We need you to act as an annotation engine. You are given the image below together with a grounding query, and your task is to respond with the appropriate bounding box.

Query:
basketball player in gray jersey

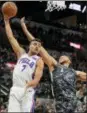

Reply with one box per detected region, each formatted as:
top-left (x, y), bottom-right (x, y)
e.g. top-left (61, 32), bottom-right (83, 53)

top-left (3, 15), bottom-right (44, 112)
top-left (21, 17), bottom-right (87, 113)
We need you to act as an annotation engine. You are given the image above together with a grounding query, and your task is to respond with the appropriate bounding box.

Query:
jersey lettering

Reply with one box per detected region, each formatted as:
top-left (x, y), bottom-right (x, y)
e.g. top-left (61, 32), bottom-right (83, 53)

top-left (19, 58), bottom-right (34, 68)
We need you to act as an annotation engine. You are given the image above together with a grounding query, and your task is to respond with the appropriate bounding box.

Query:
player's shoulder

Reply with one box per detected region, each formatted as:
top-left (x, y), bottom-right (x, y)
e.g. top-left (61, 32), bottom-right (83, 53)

top-left (20, 53), bottom-right (28, 57)
top-left (17, 52), bottom-right (27, 60)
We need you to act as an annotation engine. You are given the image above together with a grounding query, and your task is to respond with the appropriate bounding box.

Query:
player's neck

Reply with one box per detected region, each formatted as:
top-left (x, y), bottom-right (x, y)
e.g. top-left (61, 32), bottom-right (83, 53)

top-left (28, 51), bottom-right (36, 56)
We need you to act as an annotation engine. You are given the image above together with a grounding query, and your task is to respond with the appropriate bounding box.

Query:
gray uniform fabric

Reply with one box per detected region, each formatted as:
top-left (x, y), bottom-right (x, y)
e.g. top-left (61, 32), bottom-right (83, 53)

top-left (52, 65), bottom-right (77, 113)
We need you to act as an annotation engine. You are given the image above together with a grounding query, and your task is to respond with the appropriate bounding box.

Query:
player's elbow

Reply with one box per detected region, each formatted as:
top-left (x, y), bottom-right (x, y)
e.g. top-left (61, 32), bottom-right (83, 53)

top-left (80, 74), bottom-right (87, 81)
top-left (81, 76), bottom-right (87, 81)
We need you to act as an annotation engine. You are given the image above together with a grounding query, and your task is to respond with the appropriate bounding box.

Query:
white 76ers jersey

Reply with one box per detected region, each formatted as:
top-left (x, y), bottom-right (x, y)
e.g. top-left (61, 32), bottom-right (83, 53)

top-left (13, 54), bottom-right (40, 87)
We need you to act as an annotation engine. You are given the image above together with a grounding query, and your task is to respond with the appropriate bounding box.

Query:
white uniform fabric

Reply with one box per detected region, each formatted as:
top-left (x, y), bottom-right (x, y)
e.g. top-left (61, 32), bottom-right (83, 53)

top-left (8, 53), bottom-right (40, 112)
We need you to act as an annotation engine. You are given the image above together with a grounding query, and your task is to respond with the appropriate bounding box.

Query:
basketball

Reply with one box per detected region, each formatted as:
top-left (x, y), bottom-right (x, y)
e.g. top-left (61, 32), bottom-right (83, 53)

top-left (2, 2), bottom-right (17, 18)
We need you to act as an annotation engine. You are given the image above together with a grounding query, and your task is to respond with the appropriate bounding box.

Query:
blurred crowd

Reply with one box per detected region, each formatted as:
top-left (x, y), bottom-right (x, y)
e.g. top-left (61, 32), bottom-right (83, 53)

top-left (11, 18), bottom-right (85, 51)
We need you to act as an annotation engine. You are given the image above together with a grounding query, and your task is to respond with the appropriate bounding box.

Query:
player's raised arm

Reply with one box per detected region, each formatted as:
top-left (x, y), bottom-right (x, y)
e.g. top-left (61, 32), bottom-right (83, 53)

top-left (21, 17), bottom-right (34, 41)
top-left (4, 16), bottom-right (25, 59)
top-left (21, 17), bottom-right (57, 68)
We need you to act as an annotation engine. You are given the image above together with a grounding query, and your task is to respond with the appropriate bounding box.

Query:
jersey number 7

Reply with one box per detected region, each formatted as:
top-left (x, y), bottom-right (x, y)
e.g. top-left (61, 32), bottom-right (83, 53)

top-left (21, 65), bottom-right (27, 71)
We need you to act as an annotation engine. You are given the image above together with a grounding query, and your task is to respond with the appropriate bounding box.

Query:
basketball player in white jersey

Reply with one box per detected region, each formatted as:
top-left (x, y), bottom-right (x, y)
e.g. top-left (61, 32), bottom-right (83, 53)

top-left (3, 15), bottom-right (44, 112)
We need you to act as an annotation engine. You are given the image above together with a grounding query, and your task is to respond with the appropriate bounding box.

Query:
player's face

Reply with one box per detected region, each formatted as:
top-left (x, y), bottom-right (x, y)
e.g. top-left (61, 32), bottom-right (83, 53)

top-left (29, 41), bottom-right (41, 55)
top-left (59, 55), bottom-right (71, 65)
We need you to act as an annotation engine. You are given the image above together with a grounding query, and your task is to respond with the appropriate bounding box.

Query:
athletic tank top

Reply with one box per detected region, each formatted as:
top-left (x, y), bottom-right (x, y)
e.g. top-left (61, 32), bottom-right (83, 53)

top-left (12, 53), bottom-right (40, 87)
top-left (52, 65), bottom-right (77, 101)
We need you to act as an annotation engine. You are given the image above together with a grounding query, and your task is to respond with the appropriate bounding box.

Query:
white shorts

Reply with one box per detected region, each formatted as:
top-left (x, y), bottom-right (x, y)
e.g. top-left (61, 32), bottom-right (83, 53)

top-left (8, 86), bottom-right (35, 112)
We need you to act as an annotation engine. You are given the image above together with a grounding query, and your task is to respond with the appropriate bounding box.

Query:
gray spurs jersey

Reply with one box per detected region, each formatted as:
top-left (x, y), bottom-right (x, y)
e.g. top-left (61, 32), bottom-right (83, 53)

top-left (52, 65), bottom-right (77, 101)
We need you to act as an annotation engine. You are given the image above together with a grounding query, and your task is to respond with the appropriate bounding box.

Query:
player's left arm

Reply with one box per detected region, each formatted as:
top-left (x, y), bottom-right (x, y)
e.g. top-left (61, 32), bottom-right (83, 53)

top-left (26, 58), bottom-right (44, 88)
top-left (76, 71), bottom-right (87, 81)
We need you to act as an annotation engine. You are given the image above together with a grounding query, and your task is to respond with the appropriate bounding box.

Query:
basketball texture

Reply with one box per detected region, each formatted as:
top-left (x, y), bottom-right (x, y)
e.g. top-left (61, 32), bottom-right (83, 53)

top-left (2, 2), bottom-right (17, 18)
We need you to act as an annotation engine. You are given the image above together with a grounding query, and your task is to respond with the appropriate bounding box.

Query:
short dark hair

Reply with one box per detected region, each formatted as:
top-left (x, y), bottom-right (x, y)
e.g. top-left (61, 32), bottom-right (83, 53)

top-left (30, 38), bottom-right (42, 45)
top-left (60, 52), bottom-right (72, 62)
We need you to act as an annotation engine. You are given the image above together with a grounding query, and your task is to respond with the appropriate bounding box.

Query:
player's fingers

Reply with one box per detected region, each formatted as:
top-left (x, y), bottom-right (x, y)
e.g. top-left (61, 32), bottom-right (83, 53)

top-left (3, 14), bottom-right (10, 20)
top-left (21, 17), bottom-right (25, 22)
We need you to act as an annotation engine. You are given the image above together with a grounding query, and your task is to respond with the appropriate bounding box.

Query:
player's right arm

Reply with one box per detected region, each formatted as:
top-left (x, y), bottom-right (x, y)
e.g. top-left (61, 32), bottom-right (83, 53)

top-left (21, 17), bottom-right (57, 69)
top-left (4, 16), bottom-right (25, 59)
top-left (26, 58), bottom-right (44, 88)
